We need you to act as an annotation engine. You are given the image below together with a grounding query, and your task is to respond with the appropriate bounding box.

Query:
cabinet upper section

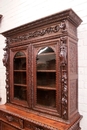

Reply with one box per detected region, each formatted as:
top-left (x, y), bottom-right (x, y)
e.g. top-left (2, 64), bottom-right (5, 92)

top-left (1, 9), bottom-right (82, 44)
top-left (1, 9), bottom-right (82, 124)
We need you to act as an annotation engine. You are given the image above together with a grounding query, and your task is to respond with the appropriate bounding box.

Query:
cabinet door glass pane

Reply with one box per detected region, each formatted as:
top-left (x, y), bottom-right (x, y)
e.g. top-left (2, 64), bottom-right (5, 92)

top-left (37, 72), bottom-right (55, 87)
top-left (37, 89), bottom-right (56, 108)
top-left (36, 47), bottom-right (56, 108)
top-left (14, 72), bottom-right (26, 84)
top-left (14, 85), bottom-right (27, 100)
top-left (37, 47), bottom-right (56, 70)
top-left (14, 52), bottom-right (27, 101)
top-left (14, 52), bottom-right (26, 70)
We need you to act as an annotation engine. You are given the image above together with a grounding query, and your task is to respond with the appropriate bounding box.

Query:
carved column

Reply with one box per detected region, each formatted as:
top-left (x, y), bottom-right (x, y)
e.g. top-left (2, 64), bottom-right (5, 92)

top-left (2, 38), bottom-right (10, 103)
top-left (59, 37), bottom-right (68, 120)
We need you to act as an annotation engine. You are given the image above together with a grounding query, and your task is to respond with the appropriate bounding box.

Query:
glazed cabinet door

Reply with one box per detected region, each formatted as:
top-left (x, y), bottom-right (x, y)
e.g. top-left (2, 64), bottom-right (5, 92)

top-left (10, 46), bottom-right (30, 108)
top-left (33, 41), bottom-right (61, 117)
top-left (36, 47), bottom-right (56, 107)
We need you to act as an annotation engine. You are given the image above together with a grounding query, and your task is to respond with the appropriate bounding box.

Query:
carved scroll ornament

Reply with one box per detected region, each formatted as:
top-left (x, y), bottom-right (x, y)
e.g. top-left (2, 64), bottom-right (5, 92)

top-left (8, 21), bottom-right (66, 43)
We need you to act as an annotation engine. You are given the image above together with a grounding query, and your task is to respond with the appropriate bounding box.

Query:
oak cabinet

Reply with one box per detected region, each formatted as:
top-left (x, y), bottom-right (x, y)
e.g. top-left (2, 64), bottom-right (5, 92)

top-left (0, 9), bottom-right (82, 130)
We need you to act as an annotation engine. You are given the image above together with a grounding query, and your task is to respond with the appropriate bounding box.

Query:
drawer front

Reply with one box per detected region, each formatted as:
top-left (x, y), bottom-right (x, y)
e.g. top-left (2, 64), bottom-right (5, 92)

top-left (0, 111), bottom-right (23, 129)
top-left (24, 120), bottom-right (47, 130)
top-left (1, 122), bottom-right (17, 130)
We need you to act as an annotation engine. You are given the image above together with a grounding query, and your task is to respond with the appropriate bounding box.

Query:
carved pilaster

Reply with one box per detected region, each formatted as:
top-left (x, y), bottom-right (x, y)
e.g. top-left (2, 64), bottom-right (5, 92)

top-left (59, 37), bottom-right (68, 120)
top-left (2, 38), bottom-right (10, 103)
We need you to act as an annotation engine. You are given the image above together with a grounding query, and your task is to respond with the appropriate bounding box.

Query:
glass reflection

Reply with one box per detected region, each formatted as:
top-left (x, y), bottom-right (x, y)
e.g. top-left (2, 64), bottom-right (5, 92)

top-left (37, 47), bottom-right (56, 70)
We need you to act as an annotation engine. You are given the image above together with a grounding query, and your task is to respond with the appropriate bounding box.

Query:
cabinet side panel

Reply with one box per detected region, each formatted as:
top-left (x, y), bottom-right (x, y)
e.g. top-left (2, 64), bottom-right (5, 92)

top-left (68, 39), bottom-right (78, 119)
top-left (70, 79), bottom-right (77, 114)
top-left (69, 40), bottom-right (78, 74)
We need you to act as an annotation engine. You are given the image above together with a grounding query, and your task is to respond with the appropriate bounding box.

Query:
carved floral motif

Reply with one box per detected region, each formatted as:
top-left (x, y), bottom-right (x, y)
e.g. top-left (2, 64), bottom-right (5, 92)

top-left (8, 21), bottom-right (66, 43)
top-left (60, 37), bottom-right (68, 120)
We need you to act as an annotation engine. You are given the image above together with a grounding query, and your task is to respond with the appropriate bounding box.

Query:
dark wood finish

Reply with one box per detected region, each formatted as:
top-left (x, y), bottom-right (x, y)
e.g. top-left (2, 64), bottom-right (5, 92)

top-left (0, 104), bottom-right (82, 130)
top-left (0, 14), bottom-right (2, 22)
top-left (1, 122), bottom-right (17, 130)
top-left (0, 9), bottom-right (82, 130)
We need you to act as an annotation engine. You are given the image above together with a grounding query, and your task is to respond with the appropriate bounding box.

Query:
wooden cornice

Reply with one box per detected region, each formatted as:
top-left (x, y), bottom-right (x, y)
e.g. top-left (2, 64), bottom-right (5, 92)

top-left (1, 8), bottom-right (82, 37)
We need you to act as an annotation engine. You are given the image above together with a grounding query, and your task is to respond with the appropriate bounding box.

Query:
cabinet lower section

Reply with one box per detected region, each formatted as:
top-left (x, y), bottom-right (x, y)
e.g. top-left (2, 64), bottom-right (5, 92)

top-left (0, 104), bottom-right (82, 130)
top-left (0, 122), bottom-right (17, 130)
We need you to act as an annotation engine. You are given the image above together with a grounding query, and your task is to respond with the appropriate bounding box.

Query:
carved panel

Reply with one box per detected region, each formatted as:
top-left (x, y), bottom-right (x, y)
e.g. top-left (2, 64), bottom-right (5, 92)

top-left (69, 41), bottom-right (77, 74)
top-left (25, 123), bottom-right (44, 130)
top-left (59, 37), bottom-right (68, 120)
top-left (0, 111), bottom-right (24, 129)
top-left (7, 21), bottom-right (67, 44)
top-left (24, 120), bottom-right (57, 130)
top-left (70, 80), bottom-right (77, 114)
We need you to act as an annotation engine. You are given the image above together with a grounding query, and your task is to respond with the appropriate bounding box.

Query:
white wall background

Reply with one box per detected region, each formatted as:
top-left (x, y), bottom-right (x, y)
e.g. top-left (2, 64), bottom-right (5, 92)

top-left (0, 0), bottom-right (87, 129)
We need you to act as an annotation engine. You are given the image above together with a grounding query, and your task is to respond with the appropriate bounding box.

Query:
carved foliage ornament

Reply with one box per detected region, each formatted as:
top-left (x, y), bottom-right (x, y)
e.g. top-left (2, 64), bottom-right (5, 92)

top-left (8, 20), bottom-right (66, 43)
top-left (59, 37), bottom-right (68, 120)
top-left (2, 39), bottom-right (9, 67)
top-left (2, 38), bottom-right (10, 102)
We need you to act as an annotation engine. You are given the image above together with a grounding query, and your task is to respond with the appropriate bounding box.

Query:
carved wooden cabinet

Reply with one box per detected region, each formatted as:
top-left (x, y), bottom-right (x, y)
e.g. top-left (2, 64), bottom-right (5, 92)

top-left (0, 9), bottom-right (82, 130)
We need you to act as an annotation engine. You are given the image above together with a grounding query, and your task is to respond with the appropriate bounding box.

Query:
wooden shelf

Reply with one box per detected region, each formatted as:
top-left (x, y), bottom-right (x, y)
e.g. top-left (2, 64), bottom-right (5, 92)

top-left (37, 70), bottom-right (56, 72)
top-left (38, 52), bottom-right (55, 56)
top-left (15, 56), bottom-right (26, 58)
top-left (37, 86), bottom-right (56, 90)
top-left (14, 84), bottom-right (27, 87)
top-left (14, 70), bottom-right (26, 72)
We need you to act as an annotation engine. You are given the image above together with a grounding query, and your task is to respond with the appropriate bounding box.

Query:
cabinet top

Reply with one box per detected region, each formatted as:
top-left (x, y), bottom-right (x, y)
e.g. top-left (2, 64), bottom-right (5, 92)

top-left (1, 9), bottom-right (82, 37)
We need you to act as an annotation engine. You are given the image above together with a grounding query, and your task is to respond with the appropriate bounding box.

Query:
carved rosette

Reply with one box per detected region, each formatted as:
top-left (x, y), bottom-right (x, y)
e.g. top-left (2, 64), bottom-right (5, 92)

top-left (2, 38), bottom-right (10, 102)
top-left (59, 37), bottom-right (68, 120)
